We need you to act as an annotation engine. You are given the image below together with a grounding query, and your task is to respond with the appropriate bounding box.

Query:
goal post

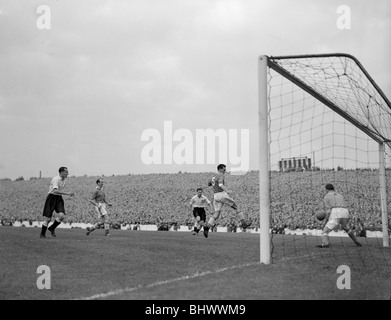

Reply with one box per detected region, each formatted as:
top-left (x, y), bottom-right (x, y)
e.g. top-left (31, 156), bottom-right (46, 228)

top-left (258, 53), bottom-right (391, 264)
top-left (258, 56), bottom-right (271, 264)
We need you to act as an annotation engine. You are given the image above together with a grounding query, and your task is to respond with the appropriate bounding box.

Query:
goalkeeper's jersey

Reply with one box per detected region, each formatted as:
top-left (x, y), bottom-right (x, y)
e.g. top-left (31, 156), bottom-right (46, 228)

top-left (323, 192), bottom-right (346, 210)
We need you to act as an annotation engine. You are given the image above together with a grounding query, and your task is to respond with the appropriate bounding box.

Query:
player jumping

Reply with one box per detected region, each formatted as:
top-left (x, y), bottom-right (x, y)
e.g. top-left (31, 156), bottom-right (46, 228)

top-left (203, 164), bottom-right (251, 238)
top-left (40, 167), bottom-right (74, 238)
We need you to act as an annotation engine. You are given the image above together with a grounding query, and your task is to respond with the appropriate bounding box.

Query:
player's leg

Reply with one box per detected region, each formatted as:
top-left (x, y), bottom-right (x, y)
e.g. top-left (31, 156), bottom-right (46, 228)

top-left (206, 209), bottom-right (221, 229)
top-left (220, 196), bottom-right (251, 229)
top-left (199, 209), bottom-right (206, 231)
top-left (102, 213), bottom-right (110, 236)
top-left (317, 216), bottom-right (340, 247)
top-left (86, 220), bottom-right (101, 235)
top-left (340, 218), bottom-right (362, 247)
top-left (204, 207), bottom-right (221, 238)
top-left (317, 226), bottom-right (332, 248)
top-left (48, 212), bottom-right (65, 237)
top-left (86, 218), bottom-right (100, 235)
top-left (192, 209), bottom-right (200, 235)
top-left (98, 204), bottom-right (110, 236)
top-left (47, 198), bottom-right (66, 237)
top-left (41, 195), bottom-right (55, 238)
top-left (87, 204), bottom-right (103, 235)
top-left (193, 215), bottom-right (201, 235)
top-left (40, 216), bottom-right (52, 238)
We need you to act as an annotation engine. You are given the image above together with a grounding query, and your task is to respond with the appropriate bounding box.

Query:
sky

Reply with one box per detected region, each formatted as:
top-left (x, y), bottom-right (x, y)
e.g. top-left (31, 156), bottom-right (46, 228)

top-left (0, 0), bottom-right (390, 180)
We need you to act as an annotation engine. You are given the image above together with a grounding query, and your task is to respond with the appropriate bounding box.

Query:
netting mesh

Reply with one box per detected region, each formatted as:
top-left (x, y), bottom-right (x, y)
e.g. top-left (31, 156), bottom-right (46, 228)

top-left (267, 66), bottom-right (387, 232)
top-left (264, 55), bottom-right (391, 296)
top-left (268, 54), bottom-right (391, 147)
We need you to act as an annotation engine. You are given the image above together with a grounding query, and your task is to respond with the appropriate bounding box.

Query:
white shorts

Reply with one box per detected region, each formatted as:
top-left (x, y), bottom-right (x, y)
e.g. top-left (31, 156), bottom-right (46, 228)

top-left (326, 208), bottom-right (349, 230)
top-left (95, 203), bottom-right (108, 217)
top-left (213, 191), bottom-right (236, 212)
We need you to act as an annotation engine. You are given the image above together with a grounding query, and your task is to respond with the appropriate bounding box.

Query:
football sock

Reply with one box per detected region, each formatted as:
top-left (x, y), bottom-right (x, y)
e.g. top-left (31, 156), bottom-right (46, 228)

top-left (347, 230), bottom-right (360, 244)
top-left (50, 219), bottom-right (61, 230)
top-left (321, 234), bottom-right (330, 246)
top-left (41, 221), bottom-right (48, 235)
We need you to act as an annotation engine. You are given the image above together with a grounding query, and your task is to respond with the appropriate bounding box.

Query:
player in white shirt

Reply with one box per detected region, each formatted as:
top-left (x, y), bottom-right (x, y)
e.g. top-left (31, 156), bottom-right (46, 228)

top-left (40, 167), bottom-right (74, 238)
top-left (190, 188), bottom-right (212, 235)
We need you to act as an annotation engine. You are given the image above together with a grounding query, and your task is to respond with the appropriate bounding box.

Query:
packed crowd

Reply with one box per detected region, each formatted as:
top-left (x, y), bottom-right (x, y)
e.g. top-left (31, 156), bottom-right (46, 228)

top-left (0, 170), bottom-right (390, 233)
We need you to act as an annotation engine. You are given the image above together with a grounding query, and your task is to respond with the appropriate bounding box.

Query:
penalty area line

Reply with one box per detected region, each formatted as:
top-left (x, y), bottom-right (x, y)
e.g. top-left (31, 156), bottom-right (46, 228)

top-left (77, 261), bottom-right (260, 300)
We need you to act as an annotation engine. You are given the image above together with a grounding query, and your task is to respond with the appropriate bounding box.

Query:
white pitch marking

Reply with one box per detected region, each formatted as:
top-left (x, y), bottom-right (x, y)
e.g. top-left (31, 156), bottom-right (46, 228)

top-left (77, 261), bottom-right (259, 300)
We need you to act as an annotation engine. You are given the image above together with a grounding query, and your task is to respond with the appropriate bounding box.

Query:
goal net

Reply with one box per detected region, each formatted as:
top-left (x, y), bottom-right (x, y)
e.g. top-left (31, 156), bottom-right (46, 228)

top-left (258, 54), bottom-right (391, 269)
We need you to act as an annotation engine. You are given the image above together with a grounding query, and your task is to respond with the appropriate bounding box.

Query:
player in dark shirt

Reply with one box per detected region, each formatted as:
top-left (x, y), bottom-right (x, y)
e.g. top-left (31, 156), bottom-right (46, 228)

top-left (86, 179), bottom-right (112, 237)
top-left (203, 164), bottom-right (251, 238)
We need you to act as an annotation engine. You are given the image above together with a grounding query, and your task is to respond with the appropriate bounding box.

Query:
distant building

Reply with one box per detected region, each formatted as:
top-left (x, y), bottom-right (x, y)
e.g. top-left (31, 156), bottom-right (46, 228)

top-left (279, 157), bottom-right (312, 172)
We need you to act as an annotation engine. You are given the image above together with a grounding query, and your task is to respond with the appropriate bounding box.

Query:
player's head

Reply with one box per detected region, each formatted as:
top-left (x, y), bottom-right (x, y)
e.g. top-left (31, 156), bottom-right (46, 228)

top-left (217, 164), bottom-right (226, 173)
top-left (325, 183), bottom-right (334, 191)
top-left (59, 167), bottom-right (69, 178)
top-left (96, 179), bottom-right (104, 187)
top-left (197, 188), bottom-right (203, 196)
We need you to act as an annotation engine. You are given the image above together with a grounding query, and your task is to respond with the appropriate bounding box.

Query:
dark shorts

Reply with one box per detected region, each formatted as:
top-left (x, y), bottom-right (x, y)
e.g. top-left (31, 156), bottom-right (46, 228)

top-left (193, 207), bottom-right (206, 222)
top-left (42, 194), bottom-right (65, 218)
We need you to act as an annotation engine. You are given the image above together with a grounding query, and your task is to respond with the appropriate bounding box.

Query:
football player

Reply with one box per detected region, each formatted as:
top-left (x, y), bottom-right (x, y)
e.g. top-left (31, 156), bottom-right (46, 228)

top-left (86, 179), bottom-right (112, 237)
top-left (317, 183), bottom-right (362, 248)
top-left (190, 188), bottom-right (212, 235)
top-left (203, 164), bottom-right (251, 238)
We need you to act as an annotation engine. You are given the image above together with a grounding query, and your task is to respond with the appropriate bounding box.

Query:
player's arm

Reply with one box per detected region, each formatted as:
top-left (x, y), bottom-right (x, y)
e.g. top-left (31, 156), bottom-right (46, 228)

top-left (219, 184), bottom-right (231, 194)
top-left (323, 197), bottom-right (332, 221)
top-left (104, 198), bottom-right (113, 206)
top-left (51, 188), bottom-right (74, 197)
top-left (89, 199), bottom-right (99, 207)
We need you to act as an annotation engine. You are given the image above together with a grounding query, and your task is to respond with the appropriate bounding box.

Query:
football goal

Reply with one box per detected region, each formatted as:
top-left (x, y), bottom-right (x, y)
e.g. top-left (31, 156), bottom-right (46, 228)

top-left (258, 53), bottom-right (391, 265)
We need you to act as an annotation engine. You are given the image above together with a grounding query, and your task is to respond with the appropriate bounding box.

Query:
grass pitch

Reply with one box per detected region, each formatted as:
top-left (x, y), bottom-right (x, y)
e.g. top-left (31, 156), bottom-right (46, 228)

top-left (0, 226), bottom-right (390, 300)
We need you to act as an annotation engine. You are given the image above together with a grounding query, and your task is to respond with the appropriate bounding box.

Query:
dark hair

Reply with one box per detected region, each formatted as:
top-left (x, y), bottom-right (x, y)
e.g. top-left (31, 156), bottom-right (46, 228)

top-left (217, 164), bottom-right (226, 171)
top-left (59, 167), bottom-right (68, 173)
top-left (96, 179), bottom-right (101, 184)
top-left (197, 188), bottom-right (203, 192)
top-left (325, 184), bottom-right (334, 190)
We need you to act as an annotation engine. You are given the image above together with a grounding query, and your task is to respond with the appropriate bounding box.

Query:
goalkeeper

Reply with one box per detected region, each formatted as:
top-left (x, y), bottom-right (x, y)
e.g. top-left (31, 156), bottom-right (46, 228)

top-left (317, 184), bottom-right (362, 248)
